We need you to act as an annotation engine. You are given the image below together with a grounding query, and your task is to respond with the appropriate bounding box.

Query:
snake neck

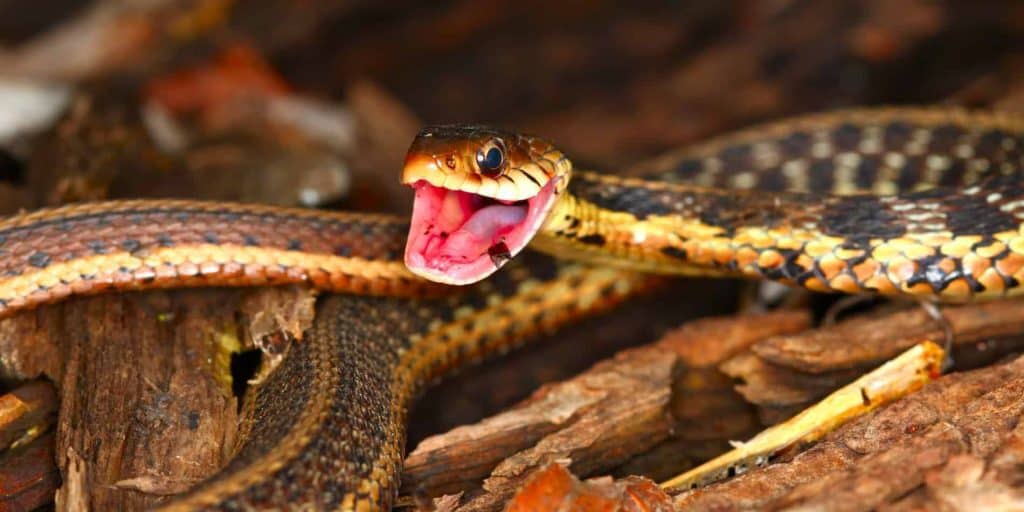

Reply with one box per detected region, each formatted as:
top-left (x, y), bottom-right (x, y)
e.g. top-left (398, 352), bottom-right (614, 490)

top-left (537, 163), bottom-right (1024, 302)
top-left (536, 172), bottom-right (743, 278)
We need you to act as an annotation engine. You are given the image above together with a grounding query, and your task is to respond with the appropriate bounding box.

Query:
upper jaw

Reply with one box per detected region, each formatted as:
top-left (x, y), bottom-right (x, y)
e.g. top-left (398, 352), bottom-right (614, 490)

top-left (403, 176), bottom-right (563, 285)
top-left (401, 155), bottom-right (551, 203)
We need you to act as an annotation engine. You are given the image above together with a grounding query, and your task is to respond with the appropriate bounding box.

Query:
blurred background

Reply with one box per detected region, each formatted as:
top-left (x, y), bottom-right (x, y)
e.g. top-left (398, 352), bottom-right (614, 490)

top-left (3, 0), bottom-right (1024, 217)
top-left (2, 1), bottom-right (1024, 510)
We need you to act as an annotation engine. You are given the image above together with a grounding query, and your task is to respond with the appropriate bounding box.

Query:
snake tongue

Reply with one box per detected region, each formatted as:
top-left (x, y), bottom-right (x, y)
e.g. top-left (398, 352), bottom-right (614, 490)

top-left (405, 178), bottom-right (559, 285)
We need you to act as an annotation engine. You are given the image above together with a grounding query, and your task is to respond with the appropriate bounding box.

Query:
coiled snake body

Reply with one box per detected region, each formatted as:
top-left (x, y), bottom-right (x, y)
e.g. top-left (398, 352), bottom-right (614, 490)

top-left (1, 108), bottom-right (1022, 510)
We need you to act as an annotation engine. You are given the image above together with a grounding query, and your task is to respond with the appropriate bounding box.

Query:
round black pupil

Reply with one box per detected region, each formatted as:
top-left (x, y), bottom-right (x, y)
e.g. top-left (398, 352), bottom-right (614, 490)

top-left (479, 147), bottom-right (503, 173)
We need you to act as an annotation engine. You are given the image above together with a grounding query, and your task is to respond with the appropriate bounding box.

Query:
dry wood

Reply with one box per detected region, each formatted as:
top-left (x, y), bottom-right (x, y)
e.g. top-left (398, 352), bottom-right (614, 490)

top-left (0, 380), bottom-right (56, 448)
top-left (723, 299), bottom-right (1024, 422)
top-left (400, 311), bottom-right (810, 509)
top-left (0, 287), bottom-right (316, 511)
top-left (0, 431), bottom-right (60, 512)
top-left (490, 301), bottom-right (1024, 510)
top-left (675, 354), bottom-right (1024, 510)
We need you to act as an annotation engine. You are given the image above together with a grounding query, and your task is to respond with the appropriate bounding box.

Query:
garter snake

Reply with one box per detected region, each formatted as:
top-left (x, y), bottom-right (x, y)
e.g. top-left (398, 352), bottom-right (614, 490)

top-left (0, 202), bottom-right (655, 510)
top-left (1, 107), bottom-right (1022, 510)
top-left (403, 108), bottom-right (1024, 301)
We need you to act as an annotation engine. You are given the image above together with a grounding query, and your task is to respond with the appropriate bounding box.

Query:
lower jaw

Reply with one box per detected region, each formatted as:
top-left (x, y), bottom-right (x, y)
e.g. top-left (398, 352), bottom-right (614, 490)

top-left (404, 180), bottom-right (564, 285)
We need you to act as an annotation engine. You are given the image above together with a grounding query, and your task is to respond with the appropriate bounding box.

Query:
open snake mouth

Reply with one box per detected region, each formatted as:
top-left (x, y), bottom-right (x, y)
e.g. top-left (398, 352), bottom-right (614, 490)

top-left (405, 177), bottom-right (560, 285)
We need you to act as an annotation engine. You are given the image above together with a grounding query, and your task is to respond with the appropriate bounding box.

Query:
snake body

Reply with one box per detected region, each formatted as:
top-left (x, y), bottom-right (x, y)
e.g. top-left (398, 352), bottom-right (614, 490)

top-left (1, 107), bottom-right (1023, 510)
top-left (0, 202), bottom-right (653, 510)
top-left (0, 201), bottom-right (426, 315)
top-left (467, 108), bottom-right (1023, 302)
top-left (535, 109), bottom-right (1024, 301)
top-left (163, 254), bottom-right (648, 511)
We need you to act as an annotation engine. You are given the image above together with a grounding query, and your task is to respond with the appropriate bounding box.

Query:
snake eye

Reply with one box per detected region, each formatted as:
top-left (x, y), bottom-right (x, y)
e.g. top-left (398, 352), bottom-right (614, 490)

top-left (476, 140), bottom-right (505, 177)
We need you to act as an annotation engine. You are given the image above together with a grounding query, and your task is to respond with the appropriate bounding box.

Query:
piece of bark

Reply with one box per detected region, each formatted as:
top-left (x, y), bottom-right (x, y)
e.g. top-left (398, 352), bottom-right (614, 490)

top-left (401, 310), bottom-right (809, 509)
top-left (0, 287), bottom-right (316, 511)
top-left (614, 310), bottom-right (812, 483)
top-left (0, 431), bottom-right (61, 512)
top-left (0, 380), bottom-right (56, 449)
top-left (751, 299), bottom-right (1024, 373)
top-left (414, 343), bottom-right (676, 512)
top-left (674, 354), bottom-right (1024, 510)
top-left (722, 299), bottom-right (1024, 423)
top-left (406, 277), bottom-right (740, 450)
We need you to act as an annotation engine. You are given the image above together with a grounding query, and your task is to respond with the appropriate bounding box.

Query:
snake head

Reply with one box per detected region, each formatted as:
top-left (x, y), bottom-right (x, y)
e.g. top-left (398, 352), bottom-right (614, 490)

top-left (401, 125), bottom-right (571, 285)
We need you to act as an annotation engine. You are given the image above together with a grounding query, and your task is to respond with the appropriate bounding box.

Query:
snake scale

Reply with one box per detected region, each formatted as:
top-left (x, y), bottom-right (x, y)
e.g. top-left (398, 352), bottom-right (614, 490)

top-left (0, 107), bottom-right (1022, 510)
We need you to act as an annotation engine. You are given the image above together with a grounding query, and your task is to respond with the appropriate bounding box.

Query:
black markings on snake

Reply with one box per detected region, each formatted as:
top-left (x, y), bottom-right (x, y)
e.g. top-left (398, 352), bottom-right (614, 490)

top-left (88, 240), bottom-right (108, 254)
top-left (820, 195), bottom-right (906, 241)
top-left (854, 157), bottom-right (880, 191)
top-left (963, 273), bottom-right (986, 293)
top-left (28, 251), bottom-right (51, 268)
top-left (660, 246), bottom-right (688, 260)
top-left (577, 234), bottom-right (606, 246)
top-left (122, 239), bottom-right (142, 252)
top-left (571, 179), bottom-right (673, 220)
top-left (883, 121), bottom-right (913, 149)
top-left (718, 144), bottom-right (752, 176)
top-left (940, 159), bottom-right (967, 187)
top-left (832, 123), bottom-right (861, 152)
top-left (940, 178), bottom-right (1019, 236)
top-left (928, 124), bottom-right (964, 154)
top-left (774, 249), bottom-right (805, 281)
top-left (668, 158), bottom-right (702, 181)
top-left (516, 169), bottom-right (542, 187)
top-left (808, 159), bottom-right (836, 193)
top-left (905, 254), bottom-right (962, 293)
top-left (779, 131), bottom-right (812, 159)
top-left (756, 168), bottom-right (787, 192)
top-left (896, 157), bottom-right (924, 191)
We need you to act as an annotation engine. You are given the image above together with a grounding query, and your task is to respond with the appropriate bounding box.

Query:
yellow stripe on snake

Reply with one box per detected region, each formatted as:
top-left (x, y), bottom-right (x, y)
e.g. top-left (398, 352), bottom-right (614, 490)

top-left (0, 107), bottom-right (1021, 510)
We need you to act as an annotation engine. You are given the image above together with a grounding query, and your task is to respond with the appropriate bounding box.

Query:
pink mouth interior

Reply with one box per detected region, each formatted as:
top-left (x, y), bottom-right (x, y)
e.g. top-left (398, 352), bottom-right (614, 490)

top-left (405, 178), bottom-right (559, 285)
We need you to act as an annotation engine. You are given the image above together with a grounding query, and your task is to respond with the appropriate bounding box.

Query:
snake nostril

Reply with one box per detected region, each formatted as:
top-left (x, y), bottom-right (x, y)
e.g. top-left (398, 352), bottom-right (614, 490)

top-left (445, 155), bottom-right (457, 170)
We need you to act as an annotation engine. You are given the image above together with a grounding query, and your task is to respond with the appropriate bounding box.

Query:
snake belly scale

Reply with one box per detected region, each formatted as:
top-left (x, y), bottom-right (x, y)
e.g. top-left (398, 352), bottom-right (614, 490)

top-left (1, 107), bottom-right (1023, 510)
